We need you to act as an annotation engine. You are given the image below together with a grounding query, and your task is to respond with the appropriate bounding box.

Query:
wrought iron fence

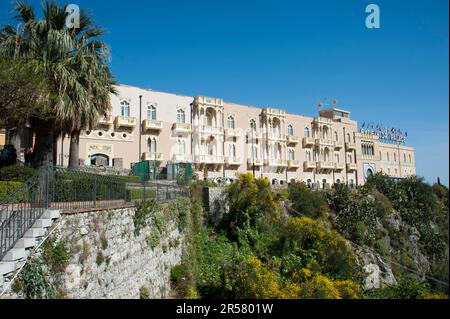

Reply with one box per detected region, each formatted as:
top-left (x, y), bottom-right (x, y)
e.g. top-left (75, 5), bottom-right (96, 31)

top-left (0, 166), bottom-right (189, 260)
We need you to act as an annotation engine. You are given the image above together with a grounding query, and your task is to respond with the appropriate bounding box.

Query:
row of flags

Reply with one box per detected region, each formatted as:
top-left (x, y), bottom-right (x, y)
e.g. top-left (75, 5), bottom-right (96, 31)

top-left (360, 122), bottom-right (408, 144)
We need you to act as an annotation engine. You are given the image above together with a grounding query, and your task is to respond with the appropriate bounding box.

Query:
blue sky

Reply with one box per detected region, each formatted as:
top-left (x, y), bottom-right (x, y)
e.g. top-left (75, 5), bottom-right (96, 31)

top-left (1, 0), bottom-right (448, 185)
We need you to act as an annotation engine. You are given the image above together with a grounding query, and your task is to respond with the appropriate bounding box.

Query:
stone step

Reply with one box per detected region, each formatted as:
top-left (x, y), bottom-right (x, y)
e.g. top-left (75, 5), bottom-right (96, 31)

top-left (24, 227), bottom-right (46, 238)
top-left (33, 218), bottom-right (52, 229)
top-left (42, 210), bottom-right (61, 220)
top-left (2, 248), bottom-right (26, 262)
top-left (14, 237), bottom-right (36, 249)
top-left (0, 261), bottom-right (15, 276)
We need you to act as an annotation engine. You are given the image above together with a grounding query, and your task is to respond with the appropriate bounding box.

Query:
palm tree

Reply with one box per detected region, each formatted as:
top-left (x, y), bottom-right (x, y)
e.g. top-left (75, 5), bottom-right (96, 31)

top-left (0, 0), bottom-right (115, 168)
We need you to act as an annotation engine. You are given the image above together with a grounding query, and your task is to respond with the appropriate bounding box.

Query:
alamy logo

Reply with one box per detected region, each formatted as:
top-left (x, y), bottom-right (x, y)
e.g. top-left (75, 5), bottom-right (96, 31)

top-left (365, 4), bottom-right (380, 29)
top-left (65, 4), bottom-right (80, 29)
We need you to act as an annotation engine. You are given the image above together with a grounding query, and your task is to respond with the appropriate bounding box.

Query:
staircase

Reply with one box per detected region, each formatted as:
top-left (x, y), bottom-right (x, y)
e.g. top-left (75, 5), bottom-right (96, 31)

top-left (0, 209), bottom-right (61, 295)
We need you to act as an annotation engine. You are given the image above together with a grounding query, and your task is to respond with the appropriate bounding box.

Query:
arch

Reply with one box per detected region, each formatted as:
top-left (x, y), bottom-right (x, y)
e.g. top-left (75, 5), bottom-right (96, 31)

top-left (249, 118), bottom-right (257, 131)
top-left (227, 115), bottom-right (235, 129)
top-left (287, 125), bottom-right (294, 136)
top-left (307, 179), bottom-right (312, 188)
top-left (120, 100), bottom-right (130, 117)
top-left (148, 137), bottom-right (157, 153)
top-left (304, 126), bottom-right (310, 138)
top-left (334, 131), bottom-right (338, 142)
top-left (147, 105), bottom-right (157, 120)
top-left (177, 109), bottom-right (185, 124)
top-left (346, 133), bottom-right (351, 143)
top-left (90, 153), bottom-right (109, 167)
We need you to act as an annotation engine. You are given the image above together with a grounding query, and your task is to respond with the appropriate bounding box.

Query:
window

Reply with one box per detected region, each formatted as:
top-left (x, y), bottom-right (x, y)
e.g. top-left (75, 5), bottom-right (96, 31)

top-left (288, 149), bottom-right (295, 160)
top-left (147, 105), bottom-right (157, 120)
top-left (305, 150), bottom-right (311, 162)
top-left (288, 125), bottom-right (294, 136)
top-left (404, 154), bottom-right (407, 162)
top-left (334, 131), bottom-right (338, 142)
top-left (387, 153), bottom-right (390, 161)
top-left (177, 109), bottom-right (185, 124)
top-left (335, 153), bottom-right (340, 163)
top-left (227, 116), bottom-right (235, 129)
top-left (304, 127), bottom-right (310, 138)
top-left (409, 154), bottom-right (412, 163)
top-left (249, 119), bottom-right (256, 131)
top-left (120, 101), bottom-right (130, 117)
top-left (394, 153), bottom-right (397, 162)
top-left (347, 153), bottom-right (353, 163)
top-left (177, 137), bottom-right (185, 155)
top-left (228, 143), bottom-right (236, 156)
top-left (347, 133), bottom-right (351, 143)
top-left (379, 151), bottom-right (382, 160)
top-left (148, 138), bottom-right (157, 153)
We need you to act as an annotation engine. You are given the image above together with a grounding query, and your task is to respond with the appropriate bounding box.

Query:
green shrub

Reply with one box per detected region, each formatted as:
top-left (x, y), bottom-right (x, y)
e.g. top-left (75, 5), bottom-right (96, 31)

top-left (146, 228), bottom-right (161, 248)
top-left (0, 181), bottom-right (26, 200)
top-left (139, 286), bottom-right (150, 299)
top-left (126, 188), bottom-right (156, 200)
top-left (133, 199), bottom-right (161, 236)
top-left (41, 238), bottom-right (69, 275)
top-left (0, 165), bottom-right (36, 182)
top-left (288, 181), bottom-right (329, 219)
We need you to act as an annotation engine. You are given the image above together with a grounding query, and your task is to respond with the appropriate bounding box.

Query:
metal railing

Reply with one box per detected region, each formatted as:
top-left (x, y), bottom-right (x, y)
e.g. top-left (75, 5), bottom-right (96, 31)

top-left (1, 166), bottom-right (189, 259)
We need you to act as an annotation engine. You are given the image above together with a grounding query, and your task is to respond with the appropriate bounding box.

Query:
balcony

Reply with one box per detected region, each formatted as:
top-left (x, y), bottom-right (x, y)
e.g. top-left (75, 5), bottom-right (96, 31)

top-left (303, 161), bottom-right (316, 170)
top-left (317, 161), bottom-right (334, 170)
top-left (195, 155), bottom-right (224, 164)
top-left (267, 132), bottom-right (286, 141)
top-left (142, 152), bottom-right (163, 162)
top-left (114, 116), bottom-right (137, 129)
top-left (194, 96), bottom-right (223, 107)
top-left (264, 158), bottom-right (287, 167)
top-left (334, 141), bottom-right (344, 149)
top-left (288, 160), bottom-right (300, 168)
top-left (172, 123), bottom-right (192, 133)
top-left (263, 108), bottom-right (286, 117)
top-left (247, 157), bottom-right (263, 166)
top-left (313, 117), bottom-right (333, 125)
top-left (302, 137), bottom-right (315, 147)
top-left (315, 138), bottom-right (334, 147)
top-left (225, 156), bottom-right (243, 166)
top-left (345, 142), bottom-right (356, 150)
top-left (286, 135), bottom-right (299, 144)
top-left (98, 115), bottom-right (113, 126)
top-left (334, 162), bottom-right (345, 171)
top-left (172, 154), bottom-right (192, 162)
top-left (347, 163), bottom-right (358, 171)
top-left (247, 130), bottom-right (262, 140)
top-left (199, 125), bottom-right (224, 135)
top-left (225, 128), bottom-right (243, 138)
top-left (143, 119), bottom-right (163, 131)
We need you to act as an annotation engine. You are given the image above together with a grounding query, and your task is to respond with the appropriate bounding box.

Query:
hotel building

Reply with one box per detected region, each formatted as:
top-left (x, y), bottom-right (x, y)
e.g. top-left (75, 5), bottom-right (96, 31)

top-left (2, 84), bottom-right (416, 187)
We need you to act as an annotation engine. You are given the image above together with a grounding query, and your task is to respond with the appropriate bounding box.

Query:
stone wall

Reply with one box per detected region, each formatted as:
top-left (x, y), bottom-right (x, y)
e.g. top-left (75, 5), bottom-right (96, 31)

top-left (203, 187), bottom-right (228, 220)
top-left (55, 205), bottom-right (184, 299)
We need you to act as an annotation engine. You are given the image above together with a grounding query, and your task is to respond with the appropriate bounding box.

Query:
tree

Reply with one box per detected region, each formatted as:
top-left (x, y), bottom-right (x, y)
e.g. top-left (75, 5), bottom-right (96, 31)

top-left (0, 0), bottom-right (115, 168)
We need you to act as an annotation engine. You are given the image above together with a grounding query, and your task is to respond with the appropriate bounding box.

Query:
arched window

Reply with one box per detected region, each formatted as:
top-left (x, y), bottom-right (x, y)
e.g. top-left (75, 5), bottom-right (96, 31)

top-left (394, 153), bottom-right (397, 162)
top-left (334, 131), bottom-right (338, 141)
top-left (177, 137), bottom-right (185, 155)
top-left (148, 138), bottom-right (157, 153)
top-left (288, 149), bottom-right (295, 160)
top-left (147, 105), bottom-right (157, 120)
top-left (346, 133), bottom-right (351, 143)
top-left (227, 116), bottom-right (235, 129)
top-left (379, 151), bottom-right (382, 160)
top-left (249, 119), bottom-right (256, 131)
top-left (177, 109), bottom-right (185, 124)
top-left (288, 125), bottom-right (294, 136)
top-left (120, 101), bottom-right (130, 117)
top-left (228, 143), bottom-right (236, 156)
top-left (387, 153), bottom-right (390, 161)
top-left (304, 127), bottom-right (310, 138)
top-left (347, 153), bottom-right (352, 163)
top-left (335, 153), bottom-right (340, 163)
top-left (409, 154), bottom-right (412, 163)
top-left (404, 154), bottom-right (407, 162)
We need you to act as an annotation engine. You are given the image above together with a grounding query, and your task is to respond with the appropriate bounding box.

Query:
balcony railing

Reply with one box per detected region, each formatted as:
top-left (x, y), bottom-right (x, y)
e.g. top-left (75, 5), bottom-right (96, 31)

top-left (263, 108), bottom-right (286, 117)
top-left (317, 161), bottom-right (334, 170)
top-left (288, 160), bottom-right (300, 168)
top-left (313, 117), bottom-right (333, 125)
top-left (172, 123), bottom-right (192, 133)
top-left (347, 163), bottom-right (358, 171)
top-left (142, 152), bottom-right (164, 161)
top-left (143, 119), bottom-right (163, 131)
top-left (315, 138), bottom-right (334, 147)
top-left (267, 132), bottom-right (286, 141)
top-left (334, 141), bottom-right (344, 149)
top-left (334, 162), bottom-right (345, 170)
top-left (247, 157), bottom-right (263, 166)
top-left (286, 135), bottom-right (299, 144)
top-left (98, 115), bottom-right (113, 126)
top-left (225, 128), bottom-right (243, 138)
top-left (345, 142), bottom-right (356, 150)
top-left (264, 158), bottom-right (287, 167)
top-left (302, 137), bottom-right (315, 147)
top-left (225, 156), bottom-right (242, 165)
top-left (199, 126), bottom-right (224, 135)
top-left (303, 161), bottom-right (316, 170)
top-left (172, 154), bottom-right (192, 162)
top-left (115, 116), bottom-right (137, 129)
top-left (195, 155), bottom-right (224, 164)
top-left (247, 130), bottom-right (262, 140)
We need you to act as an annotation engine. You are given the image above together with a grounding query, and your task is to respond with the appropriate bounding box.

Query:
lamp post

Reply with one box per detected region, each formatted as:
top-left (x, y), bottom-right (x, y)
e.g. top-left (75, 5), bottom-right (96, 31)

top-left (139, 95), bottom-right (142, 162)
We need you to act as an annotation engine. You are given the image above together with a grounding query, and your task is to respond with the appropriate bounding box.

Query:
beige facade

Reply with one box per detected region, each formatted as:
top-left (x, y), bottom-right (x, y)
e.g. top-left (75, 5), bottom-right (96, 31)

top-left (55, 84), bottom-right (416, 187)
